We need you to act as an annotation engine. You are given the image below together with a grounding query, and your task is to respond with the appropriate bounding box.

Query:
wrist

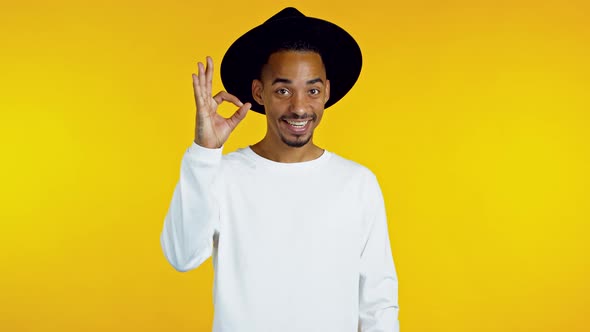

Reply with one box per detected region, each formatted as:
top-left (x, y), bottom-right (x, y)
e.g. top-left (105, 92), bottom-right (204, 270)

top-left (194, 137), bottom-right (222, 149)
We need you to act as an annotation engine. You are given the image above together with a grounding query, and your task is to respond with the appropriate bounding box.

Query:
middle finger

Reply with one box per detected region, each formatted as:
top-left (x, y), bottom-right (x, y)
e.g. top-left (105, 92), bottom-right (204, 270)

top-left (206, 56), bottom-right (213, 97)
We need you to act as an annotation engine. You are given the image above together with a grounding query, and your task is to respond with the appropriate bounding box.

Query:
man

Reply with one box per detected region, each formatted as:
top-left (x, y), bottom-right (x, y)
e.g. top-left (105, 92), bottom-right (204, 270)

top-left (160, 7), bottom-right (399, 332)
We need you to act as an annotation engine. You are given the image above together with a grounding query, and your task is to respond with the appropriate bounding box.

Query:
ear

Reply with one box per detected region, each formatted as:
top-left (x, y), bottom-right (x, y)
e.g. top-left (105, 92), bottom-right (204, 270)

top-left (324, 79), bottom-right (331, 104)
top-left (251, 79), bottom-right (264, 105)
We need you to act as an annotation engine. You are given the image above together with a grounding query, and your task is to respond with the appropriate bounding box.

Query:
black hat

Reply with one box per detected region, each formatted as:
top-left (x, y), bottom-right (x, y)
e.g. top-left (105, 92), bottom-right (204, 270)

top-left (220, 7), bottom-right (362, 114)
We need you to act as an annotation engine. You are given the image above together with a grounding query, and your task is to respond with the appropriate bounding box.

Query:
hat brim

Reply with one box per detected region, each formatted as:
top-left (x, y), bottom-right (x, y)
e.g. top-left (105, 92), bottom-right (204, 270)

top-left (220, 16), bottom-right (362, 114)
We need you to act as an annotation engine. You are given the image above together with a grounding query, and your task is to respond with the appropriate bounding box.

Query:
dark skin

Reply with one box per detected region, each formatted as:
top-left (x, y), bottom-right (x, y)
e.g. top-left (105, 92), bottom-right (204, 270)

top-left (192, 51), bottom-right (330, 163)
top-left (192, 57), bottom-right (251, 149)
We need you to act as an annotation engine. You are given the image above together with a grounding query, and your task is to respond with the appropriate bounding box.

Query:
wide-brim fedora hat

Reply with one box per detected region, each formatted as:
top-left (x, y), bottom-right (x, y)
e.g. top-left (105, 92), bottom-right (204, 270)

top-left (220, 7), bottom-right (362, 114)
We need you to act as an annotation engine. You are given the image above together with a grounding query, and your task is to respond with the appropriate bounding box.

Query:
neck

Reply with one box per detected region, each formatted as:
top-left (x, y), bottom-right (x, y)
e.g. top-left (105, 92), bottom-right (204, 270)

top-left (251, 137), bottom-right (324, 163)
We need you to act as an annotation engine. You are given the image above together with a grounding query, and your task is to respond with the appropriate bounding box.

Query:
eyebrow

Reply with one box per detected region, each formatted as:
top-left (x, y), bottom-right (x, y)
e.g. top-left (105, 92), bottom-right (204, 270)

top-left (271, 77), bottom-right (325, 85)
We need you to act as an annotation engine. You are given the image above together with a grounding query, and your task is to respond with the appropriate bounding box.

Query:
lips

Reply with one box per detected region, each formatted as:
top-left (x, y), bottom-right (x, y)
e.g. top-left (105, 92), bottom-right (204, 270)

top-left (282, 117), bottom-right (313, 134)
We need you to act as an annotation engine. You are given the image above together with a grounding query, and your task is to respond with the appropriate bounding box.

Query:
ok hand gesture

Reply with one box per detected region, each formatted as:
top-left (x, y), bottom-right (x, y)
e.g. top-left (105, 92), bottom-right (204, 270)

top-left (192, 56), bottom-right (251, 148)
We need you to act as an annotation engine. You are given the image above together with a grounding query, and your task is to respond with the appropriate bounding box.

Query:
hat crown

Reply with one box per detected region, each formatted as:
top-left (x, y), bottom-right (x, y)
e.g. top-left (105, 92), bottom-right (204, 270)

top-left (264, 7), bottom-right (306, 24)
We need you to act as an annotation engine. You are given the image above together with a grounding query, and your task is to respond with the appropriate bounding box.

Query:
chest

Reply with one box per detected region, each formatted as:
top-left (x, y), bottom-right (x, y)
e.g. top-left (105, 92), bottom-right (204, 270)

top-left (218, 169), bottom-right (366, 270)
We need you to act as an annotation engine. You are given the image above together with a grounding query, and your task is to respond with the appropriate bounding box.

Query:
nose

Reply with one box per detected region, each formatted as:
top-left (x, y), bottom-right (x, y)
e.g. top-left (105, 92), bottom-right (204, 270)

top-left (289, 92), bottom-right (307, 116)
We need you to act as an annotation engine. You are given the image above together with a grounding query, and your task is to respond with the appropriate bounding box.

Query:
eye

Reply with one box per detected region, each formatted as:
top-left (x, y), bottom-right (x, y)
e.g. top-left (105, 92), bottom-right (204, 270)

top-left (276, 88), bottom-right (290, 96)
top-left (309, 88), bottom-right (320, 95)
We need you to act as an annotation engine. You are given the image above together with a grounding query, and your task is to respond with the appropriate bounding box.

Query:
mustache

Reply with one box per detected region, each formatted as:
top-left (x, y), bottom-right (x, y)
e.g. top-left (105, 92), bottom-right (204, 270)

top-left (281, 114), bottom-right (317, 121)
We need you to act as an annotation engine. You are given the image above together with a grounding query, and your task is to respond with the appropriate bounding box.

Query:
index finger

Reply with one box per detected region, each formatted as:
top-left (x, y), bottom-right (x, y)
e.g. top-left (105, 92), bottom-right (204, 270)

top-left (213, 91), bottom-right (244, 107)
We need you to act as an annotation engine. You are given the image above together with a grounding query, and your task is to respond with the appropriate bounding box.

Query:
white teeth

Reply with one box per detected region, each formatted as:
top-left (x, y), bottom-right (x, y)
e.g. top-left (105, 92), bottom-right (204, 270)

top-left (286, 120), bottom-right (308, 127)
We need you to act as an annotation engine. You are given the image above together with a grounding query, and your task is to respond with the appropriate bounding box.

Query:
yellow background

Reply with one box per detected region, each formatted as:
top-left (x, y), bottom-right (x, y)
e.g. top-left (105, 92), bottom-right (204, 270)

top-left (1, 0), bottom-right (589, 331)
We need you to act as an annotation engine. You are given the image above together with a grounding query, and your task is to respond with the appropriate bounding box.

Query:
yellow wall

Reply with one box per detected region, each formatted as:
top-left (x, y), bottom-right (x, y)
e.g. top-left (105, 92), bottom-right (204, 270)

top-left (1, 0), bottom-right (588, 331)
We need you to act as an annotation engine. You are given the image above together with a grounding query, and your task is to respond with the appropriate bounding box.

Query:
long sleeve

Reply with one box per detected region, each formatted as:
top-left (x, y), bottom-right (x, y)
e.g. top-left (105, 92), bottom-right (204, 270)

top-left (160, 141), bottom-right (224, 272)
top-left (358, 174), bottom-right (400, 332)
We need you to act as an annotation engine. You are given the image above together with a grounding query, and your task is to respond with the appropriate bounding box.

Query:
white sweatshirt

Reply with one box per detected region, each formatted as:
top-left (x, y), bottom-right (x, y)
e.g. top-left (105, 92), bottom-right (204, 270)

top-left (160, 142), bottom-right (400, 332)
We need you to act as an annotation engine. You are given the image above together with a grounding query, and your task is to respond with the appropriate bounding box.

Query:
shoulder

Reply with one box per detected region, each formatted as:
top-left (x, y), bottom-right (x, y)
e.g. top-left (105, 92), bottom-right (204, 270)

top-left (220, 147), bottom-right (256, 169)
top-left (326, 153), bottom-right (385, 215)
top-left (326, 151), bottom-right (378, 182)
top-left (324, 152), bottom-right (383, 198)
top-left (222, 146), bottom-right (250, 161)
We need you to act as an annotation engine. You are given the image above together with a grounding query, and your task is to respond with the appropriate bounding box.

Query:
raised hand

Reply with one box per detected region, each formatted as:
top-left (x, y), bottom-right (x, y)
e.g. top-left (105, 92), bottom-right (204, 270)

top-left (192, 56), bottom-right (251, 148)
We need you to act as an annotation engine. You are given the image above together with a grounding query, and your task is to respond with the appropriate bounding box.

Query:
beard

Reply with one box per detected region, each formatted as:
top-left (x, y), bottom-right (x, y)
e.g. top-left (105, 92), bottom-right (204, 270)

top-left (280, 132), bottom-right (313, 148)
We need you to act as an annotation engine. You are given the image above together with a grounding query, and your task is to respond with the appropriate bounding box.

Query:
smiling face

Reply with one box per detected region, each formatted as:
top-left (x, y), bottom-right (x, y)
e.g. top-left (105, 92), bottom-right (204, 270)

top-left (252, 51), bottom-right (330, 148)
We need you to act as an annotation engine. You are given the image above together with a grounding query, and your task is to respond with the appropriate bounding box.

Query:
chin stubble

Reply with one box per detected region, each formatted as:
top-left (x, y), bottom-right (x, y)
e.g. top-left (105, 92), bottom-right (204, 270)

top-left (281, 133), bottom-right (313, 148)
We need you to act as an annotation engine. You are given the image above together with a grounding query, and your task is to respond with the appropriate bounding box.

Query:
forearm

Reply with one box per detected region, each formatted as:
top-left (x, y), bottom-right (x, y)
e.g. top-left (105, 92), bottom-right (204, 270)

top-left (160, 142), bottom-right (223, 272)
top-left (358, 231), bottom-right (399, 332)
top-left (358, 174), bottom-right (400, 331)
top-left (358, 271), bottom-right (399, 332)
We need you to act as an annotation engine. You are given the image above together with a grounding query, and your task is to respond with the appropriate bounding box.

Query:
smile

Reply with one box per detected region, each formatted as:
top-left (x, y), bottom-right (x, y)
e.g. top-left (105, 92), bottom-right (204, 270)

top-left (282, 118), bottom-right (313, 134)
top-left (285, 119), bottom-right (309, 127)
